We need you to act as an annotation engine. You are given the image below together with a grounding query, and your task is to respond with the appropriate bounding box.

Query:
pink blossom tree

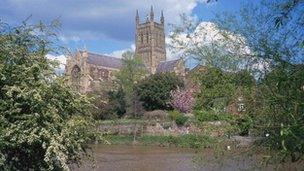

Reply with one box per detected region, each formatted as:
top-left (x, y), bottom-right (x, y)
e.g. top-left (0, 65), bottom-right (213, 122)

top-left (170, 87), bottom-right (195, 113)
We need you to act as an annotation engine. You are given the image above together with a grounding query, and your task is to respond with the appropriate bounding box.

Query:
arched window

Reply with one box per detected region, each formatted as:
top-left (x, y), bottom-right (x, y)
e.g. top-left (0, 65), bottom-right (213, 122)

top-left (146, 32), bottom-right (149, 43)
top-left (140, 34), bottom-right (143, 43)
top-left (71, 65), bottom-right (81, 80)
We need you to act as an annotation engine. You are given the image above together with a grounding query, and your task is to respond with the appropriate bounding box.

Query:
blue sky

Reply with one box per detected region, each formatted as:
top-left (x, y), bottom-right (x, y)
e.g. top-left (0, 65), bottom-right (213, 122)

top-left (0, 0), bottom-right (255, 58)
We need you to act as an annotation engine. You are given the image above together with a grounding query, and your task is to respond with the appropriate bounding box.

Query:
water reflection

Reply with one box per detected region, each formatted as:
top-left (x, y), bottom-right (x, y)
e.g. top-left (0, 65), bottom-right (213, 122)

top-left (72, 144), bottom-right (300, 171)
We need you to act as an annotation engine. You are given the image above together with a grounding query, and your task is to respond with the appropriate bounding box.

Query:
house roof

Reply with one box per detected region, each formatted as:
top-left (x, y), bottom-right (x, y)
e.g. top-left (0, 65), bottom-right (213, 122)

top-left (156, 59), bottom-right (180, 73)
top-left (86, 52), bottom-right (122, 69)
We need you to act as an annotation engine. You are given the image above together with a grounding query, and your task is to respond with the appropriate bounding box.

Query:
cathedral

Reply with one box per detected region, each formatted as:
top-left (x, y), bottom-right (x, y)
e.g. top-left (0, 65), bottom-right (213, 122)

top-left (65, 7), bottom-right (186, 93)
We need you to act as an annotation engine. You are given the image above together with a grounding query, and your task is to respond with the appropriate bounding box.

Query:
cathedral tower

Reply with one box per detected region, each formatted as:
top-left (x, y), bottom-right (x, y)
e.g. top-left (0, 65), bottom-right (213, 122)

top-left (135, 6), bottom-right (166, 74)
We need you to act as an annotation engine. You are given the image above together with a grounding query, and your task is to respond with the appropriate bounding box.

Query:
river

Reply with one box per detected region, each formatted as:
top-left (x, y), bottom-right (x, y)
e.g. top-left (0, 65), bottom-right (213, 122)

top-left (72, 144), bottom-right (301, 171)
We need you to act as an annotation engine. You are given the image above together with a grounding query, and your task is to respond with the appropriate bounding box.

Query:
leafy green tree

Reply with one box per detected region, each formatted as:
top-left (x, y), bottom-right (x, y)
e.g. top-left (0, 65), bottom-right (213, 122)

top-left (194, 67), bottom-right (255, 112)
top-left (115, 51), bottom-right (147, 117)
top-left (106, 88), bottom-right (126, 117)
top-left (136, 72), bottom-right (184, 111)
top-left (213, 0), bottom-right (304, 162)
top-left (0, 21), bottom-right (97, 170)
top-left (171, 0), bottom-right (304, 162)
top-left (255, 64), bottom-right (304, 162)
top-left (89, 76), bottom-right (125, 119)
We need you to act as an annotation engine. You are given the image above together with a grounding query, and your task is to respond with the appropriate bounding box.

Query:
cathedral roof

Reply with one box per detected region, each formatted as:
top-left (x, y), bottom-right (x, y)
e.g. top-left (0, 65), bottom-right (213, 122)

top-left (86, 52), bottom-right (122, 69)
top-left (156, 59), bottom-right (180, 73)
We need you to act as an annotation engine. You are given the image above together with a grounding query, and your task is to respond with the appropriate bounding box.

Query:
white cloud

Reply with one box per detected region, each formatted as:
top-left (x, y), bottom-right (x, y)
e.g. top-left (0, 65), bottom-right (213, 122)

top-left (106, 44), bottom-right (135, 58)
top-left (46, 54), bottom-right (66, 74)
top-left (168, 21), bottom-right (251, 57)
top-left (0, 0), bottom-right (200, 42)
top-left (167, 21), bottom-right (254, 70)
top-left (2, 0), bottom-right (213, 65)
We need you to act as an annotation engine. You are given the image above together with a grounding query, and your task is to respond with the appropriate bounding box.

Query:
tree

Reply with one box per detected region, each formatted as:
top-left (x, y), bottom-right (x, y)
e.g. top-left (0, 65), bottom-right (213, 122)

top-left (136, 72), bottom-right (184, 111)
top-left (106, 88), bottom-right (126, 117)
top-left (0, 21), bottom-right (97, 170)
top-left (171, 87), bottom-right (195, 113)
top-left (89, 75), bottom-right (125, 119)
top-left (254, 64), bottom-right (304, 162)
top-left (213, 0), bottom-right (304, 162)
top-left (193, 67), bottom-right (255, 113)
top-left (170, 0), bottom-right (304, 162)
top-left (115, 51), bottom-right (147, 117)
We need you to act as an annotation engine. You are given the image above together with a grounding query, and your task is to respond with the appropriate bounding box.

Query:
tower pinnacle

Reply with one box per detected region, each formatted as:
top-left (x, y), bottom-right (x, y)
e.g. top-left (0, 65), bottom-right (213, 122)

top-left (161, 10), bottom-right (164, 24)
top-left (136, 10), bottom-right (139, 25)
top-left (150, 6), bottom-right (154, 21)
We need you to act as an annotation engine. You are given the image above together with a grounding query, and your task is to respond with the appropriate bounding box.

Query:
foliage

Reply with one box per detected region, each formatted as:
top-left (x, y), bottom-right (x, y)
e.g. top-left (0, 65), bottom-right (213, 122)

top-left (235, 114), bottom-right (253, 136)
top-left (194, 110), bottom-right (233, 122)
top-left (212, 0), bottom-right (304, 162)
top-left (106, 88), bottom-right (126, 117)
top-left (136, 72), bottom-right (184, 110)
top-left (170, 87), bottom-right (195, 113)
top-left (254, 64), bottom-right (304, 161)
top-left (194, 67), bottom-right (255, 112)
top-left (0, 21), bottom-right (97, 170)
top-left (169, 110), bottom-right (188, 126)
top-left (115, 51), bottom-right (147, 117)
top-left (194, 110), bottom-right (253, 136)
top-left (171, 0), bottom-right (304, 163)
top-left (90, 88), bottom-right (126, 120)
top-left (175, 115), bottom-right (189, 126)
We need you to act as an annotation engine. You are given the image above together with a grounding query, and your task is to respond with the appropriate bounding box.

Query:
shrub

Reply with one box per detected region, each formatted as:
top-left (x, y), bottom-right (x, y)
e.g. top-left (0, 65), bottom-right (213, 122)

top-left (254, 65), bottom-right (304, 162)
top-left (171, 87), bottom-right (195, 113)
top-left (235, 115), bottom-right (253, 136)
top-left (0, 21), bottom-right (97, 170)
top-left (175, 115), bottom-right (189, 126)
top-left (169, 110), bottom-right (188, 126)
top-left (136, 73), bottom-right (184, 110)
top-left (195, 110), bottom-right (233, 122)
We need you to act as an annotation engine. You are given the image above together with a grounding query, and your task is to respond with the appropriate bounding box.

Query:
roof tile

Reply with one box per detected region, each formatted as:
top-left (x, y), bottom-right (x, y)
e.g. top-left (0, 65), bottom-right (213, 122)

top-left (86, 52), bottom-right (122, 69)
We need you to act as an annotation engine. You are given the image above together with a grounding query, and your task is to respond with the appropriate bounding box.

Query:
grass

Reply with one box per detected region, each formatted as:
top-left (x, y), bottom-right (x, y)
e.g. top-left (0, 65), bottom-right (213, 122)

top-left (103, 134), bottom-right (218, 149)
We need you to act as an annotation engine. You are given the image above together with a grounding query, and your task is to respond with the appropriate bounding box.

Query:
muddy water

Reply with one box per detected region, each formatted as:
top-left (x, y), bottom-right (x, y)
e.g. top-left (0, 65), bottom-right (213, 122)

top-left (72, 145), bottom-right (299, 171)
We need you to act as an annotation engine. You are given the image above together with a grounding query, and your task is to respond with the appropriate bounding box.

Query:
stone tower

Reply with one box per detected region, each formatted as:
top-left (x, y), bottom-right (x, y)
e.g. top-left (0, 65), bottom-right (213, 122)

top-left (135, 6), bottom-right (166, 74)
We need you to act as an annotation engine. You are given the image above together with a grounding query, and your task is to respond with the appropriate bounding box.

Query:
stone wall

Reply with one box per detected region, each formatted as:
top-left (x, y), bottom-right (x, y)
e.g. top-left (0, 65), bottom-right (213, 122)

top-left (98, 121), bottom-right (202, 136)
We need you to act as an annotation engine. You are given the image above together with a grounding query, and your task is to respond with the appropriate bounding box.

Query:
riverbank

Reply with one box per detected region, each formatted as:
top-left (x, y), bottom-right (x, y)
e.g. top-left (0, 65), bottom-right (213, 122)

top-left (97, 118), bottom-right (235, 137)
top-left (80, 119), bottom-right (304, 171)
top-left (97, 118), bottom-right (244, 149)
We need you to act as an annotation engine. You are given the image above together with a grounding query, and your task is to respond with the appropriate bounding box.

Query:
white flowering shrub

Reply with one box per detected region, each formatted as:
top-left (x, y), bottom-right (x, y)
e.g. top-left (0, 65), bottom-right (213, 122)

top-left (0, 21), bottom-right (97, 170)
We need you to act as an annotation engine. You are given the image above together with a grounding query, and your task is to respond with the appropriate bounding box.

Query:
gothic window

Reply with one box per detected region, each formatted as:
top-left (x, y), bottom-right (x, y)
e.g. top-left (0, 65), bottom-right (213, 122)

top-left (159, 34), bottom-right (162, 46)
top-left (71, 65), bottom-right (81, 90)
top-left (98, 68), bottom-right (109, 81)
top-left (143, 34), bottom-right (146, 44)
top-left (71, 65), bottom-right (81, 79)
top-left (146, 32), bottom-right (149, 43)
top-left (140, 34), bottom-right (143, 43)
